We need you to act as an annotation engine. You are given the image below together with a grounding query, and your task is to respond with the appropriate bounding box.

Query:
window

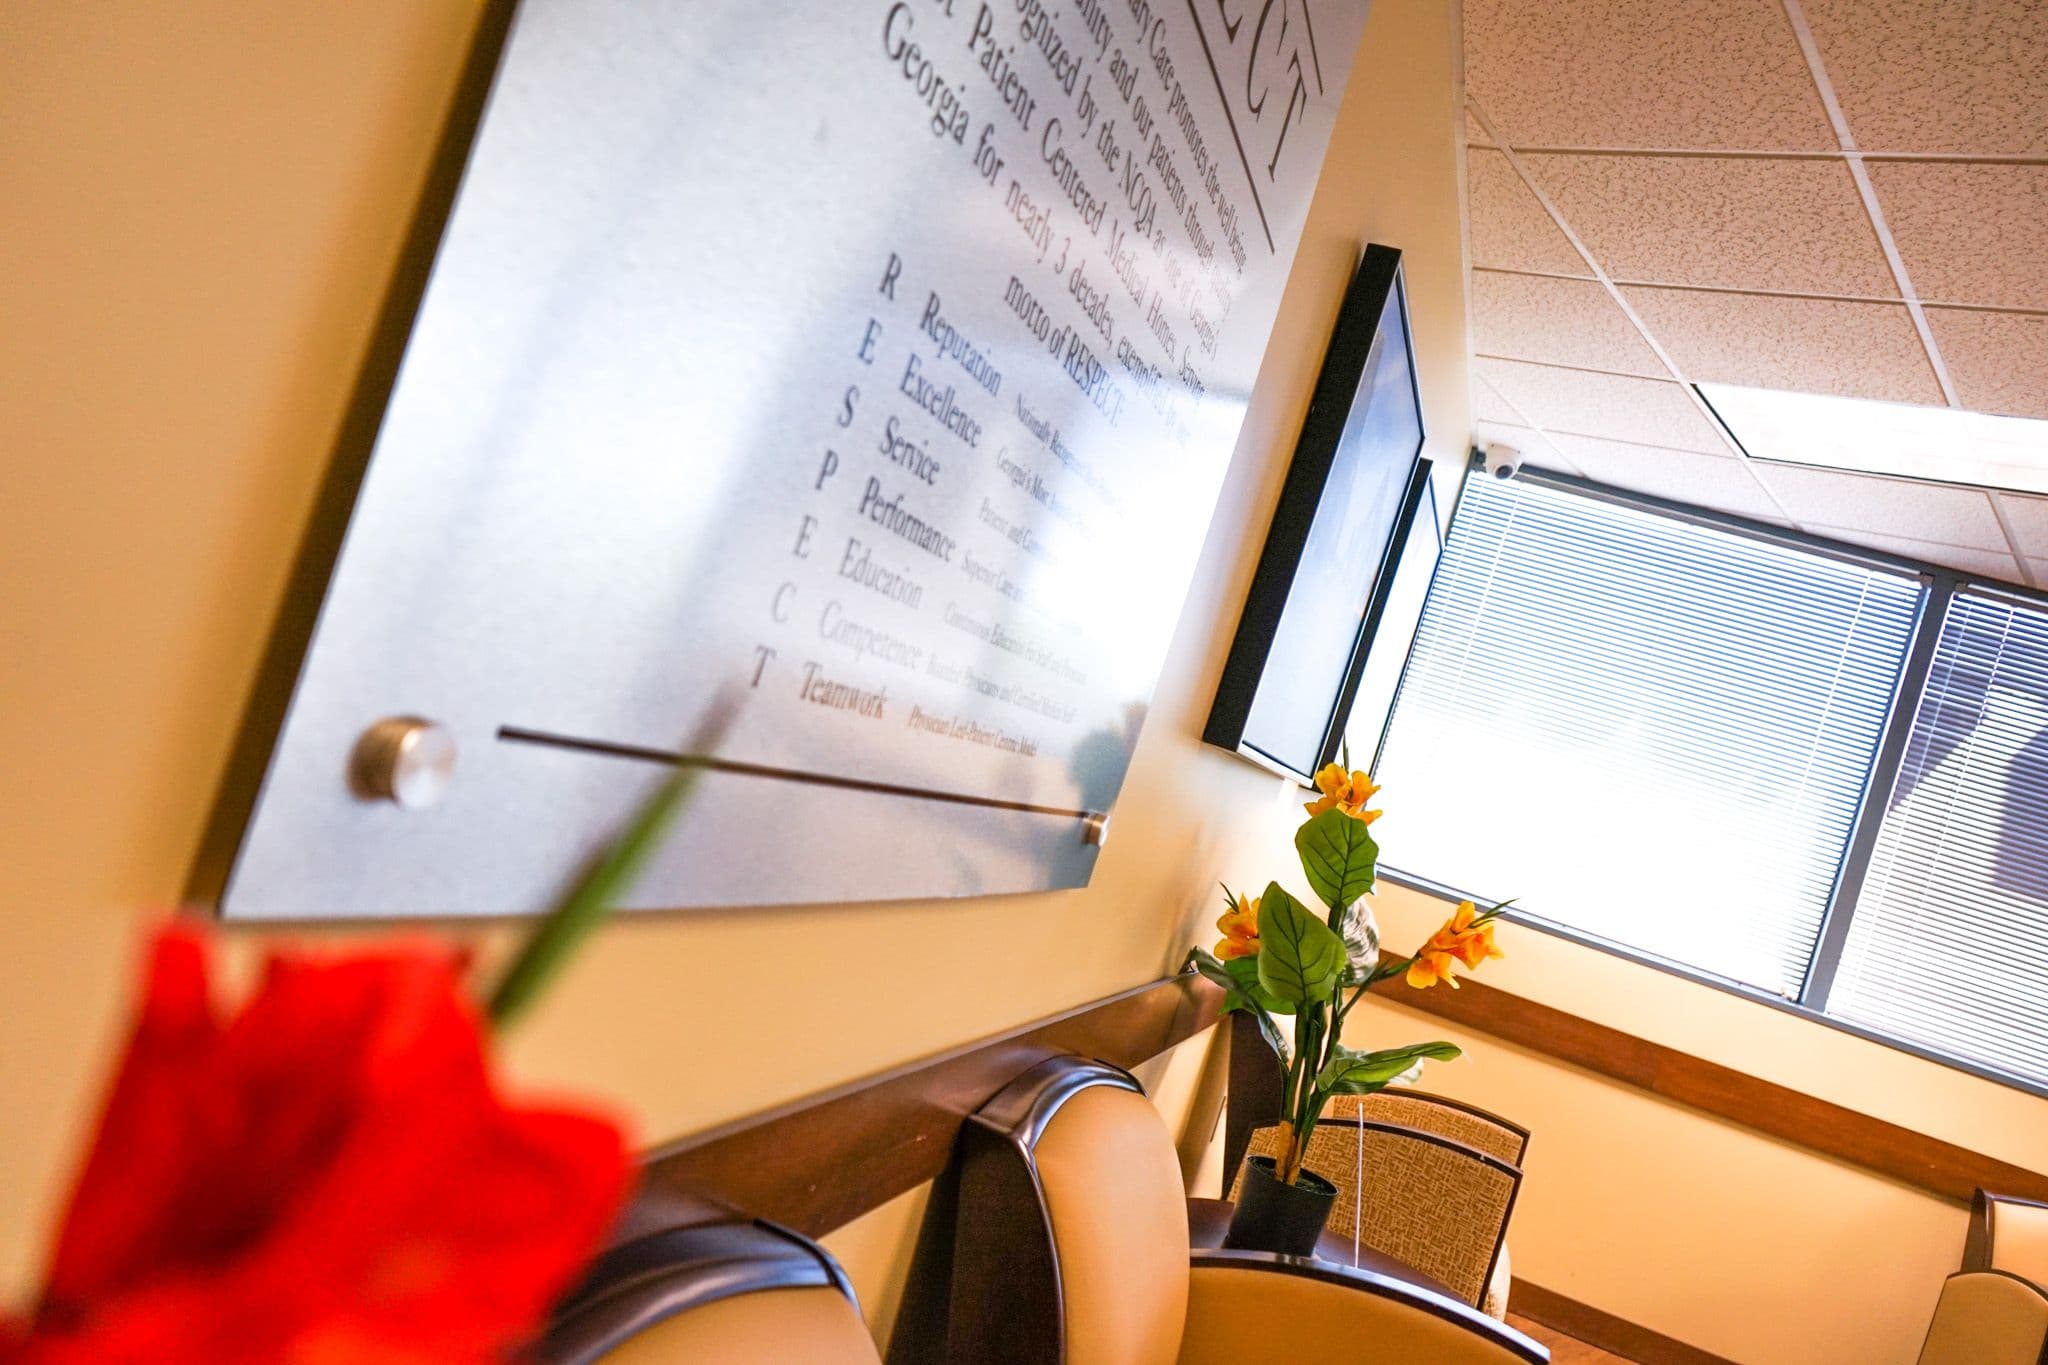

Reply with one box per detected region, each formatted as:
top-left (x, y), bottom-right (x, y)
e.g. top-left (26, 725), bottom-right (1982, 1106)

top-left (1823, 591), bottom-right (2048, 1084)
top-left (1372, 468), bottom-right (2048, 1092)
top-left (1371, 474), bottom-right (1923, 998)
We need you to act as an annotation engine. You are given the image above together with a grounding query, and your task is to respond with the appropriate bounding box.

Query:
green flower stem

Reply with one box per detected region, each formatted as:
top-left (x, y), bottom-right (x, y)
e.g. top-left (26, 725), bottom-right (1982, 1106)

top-left (485, 696), bottom-right (736, 1029)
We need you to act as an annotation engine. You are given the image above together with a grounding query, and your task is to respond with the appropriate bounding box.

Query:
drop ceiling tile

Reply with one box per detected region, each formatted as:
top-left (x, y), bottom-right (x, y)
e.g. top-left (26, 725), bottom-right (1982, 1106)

top-left (1464, 0), bottom-right (1835, 151)
top-left (1475, 357), bottom-right (1735, 454)
top-left (1810, 529), bottom-right (2020, 583)
top-left (1468, 151), bottom-right (1589, 277)
top-left (1466, 110), bottom-right (1492, 146)
top-left (1995, 495), bottom-right (2048, 560)
top-left (1924, 308), bottom-right (2048, 420)
top-left (1869, 163), bottom-right (2048, 311)
top-left (1474, 420), bottom-right (1581, 476)
top-left (1753, 464), bottom-right (2009, 549)
top-left (1622, 288), bottom-right (1944, 404)
top-left (1471, 371), bottom-right (1526, 426)
top-left (1523, 154), bottom-right (1897, 297)
top-left (1472, 270), bottom-right (1669, 378)
top-left (1800, 0), bottom-right (2048, 156)
top-left (2029, 561), bottom-right (2048, 586)
top-left (1545, 432), bottom-right (1786, 520)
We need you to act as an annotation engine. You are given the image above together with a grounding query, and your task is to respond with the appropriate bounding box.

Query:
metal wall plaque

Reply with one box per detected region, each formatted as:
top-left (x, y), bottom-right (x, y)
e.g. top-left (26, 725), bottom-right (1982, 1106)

top-left (213, 0), bottom-right (1369, 918)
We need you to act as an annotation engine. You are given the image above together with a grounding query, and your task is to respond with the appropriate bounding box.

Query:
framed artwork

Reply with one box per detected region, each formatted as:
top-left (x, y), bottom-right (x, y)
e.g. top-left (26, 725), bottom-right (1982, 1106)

top-left (1204, 245), bottom-right (1429, 783)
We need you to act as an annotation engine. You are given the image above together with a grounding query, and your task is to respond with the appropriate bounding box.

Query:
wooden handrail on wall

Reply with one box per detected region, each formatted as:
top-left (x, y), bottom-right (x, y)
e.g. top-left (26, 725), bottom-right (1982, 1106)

top-left (634, 973), bottom-right (1224, 1239)
top-left (624, 960), bottom-right (2046, 1256)
top-left (1365, 963), bottom-right (2048, 1206)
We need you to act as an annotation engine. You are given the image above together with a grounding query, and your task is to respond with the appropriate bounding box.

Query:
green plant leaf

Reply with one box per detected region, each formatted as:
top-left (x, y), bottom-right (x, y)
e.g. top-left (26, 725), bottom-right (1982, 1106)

top-left (1223, 951), bottom-right (1292, 1014)
top-left (1184, 947), bottom-right (1290, 1063)
top-left (1185, 943), bottom-right (1232, 990)
top-left (486, 700), bottom-right (734, 1028)
top-left (1255, 882), bottom-right (1347, 1005)
top-left (1236, 993), bottom-right (1291, 1065)
top-left (1295, 807), bottom-right (1379, 912)
top-left (1316, 1041), bottom-right (1462, 1096)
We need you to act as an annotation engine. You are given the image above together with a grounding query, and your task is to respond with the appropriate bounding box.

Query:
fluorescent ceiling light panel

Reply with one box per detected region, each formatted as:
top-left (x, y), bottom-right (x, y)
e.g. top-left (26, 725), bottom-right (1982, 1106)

top-left (1700, 383), bottom-right (2048, 496)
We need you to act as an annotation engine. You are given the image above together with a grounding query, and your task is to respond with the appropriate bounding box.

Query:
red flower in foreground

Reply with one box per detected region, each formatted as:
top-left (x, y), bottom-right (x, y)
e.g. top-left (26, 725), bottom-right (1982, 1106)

top-left (2, 925), bottom-right (629, 1363)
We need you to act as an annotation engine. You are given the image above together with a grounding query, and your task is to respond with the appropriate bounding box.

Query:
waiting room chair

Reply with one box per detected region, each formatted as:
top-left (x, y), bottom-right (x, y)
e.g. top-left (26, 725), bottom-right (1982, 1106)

top-left (915, 1054), bottom-right (1547, 1364)
top-left (1232, 1117), bottom-right (1519, 1314)
top-left (532, 1217), bottom-right (882, 1364)
top-left (1968, 1189), bottom-right (2048, 1287)
top-left (1331, 1089), bottom-right (1530, 1166)
top-left (1915, 1269), bottom-right (2048, 1365)
top-left (1328, 1091), bottom-right (1526, 1316)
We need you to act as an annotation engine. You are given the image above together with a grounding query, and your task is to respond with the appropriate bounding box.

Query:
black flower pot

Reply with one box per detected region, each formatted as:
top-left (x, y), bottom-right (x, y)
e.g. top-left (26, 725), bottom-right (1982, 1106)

top-left (1222, 1154), bottom-right (1338, 1257)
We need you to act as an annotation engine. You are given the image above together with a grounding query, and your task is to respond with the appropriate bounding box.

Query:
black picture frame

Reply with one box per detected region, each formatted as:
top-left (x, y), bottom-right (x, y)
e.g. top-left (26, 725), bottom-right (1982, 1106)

top-left (1203, 244), bottom-right (1428, 784)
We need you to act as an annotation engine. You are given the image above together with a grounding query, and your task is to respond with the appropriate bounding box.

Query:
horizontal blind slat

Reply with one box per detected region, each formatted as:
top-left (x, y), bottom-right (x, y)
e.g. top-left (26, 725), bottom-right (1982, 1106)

top-left (1828, 590), bottom-right (2048, 1086)
top-left (1375, 477), bottom-right (1919, 998)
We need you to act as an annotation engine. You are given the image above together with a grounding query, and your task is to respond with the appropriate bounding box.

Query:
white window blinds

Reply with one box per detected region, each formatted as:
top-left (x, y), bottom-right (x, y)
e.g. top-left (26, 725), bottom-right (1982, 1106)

top-left (1372, 476), bottom-right (1923, 996)
top-left (1826, 591), bottom-right (2048, 1086)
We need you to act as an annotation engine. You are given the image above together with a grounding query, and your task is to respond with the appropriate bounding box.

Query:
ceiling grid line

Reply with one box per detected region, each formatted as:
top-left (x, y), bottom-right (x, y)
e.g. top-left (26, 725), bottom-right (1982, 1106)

top-left (1470, 263), bottom-right (2048, 320)
top-left (1469, 265), bottom-right (1918, 311)
top-left (1472, 370), bottom-right (1587, 477)
top-left (1779, 0), bottom-right (1963, 410)
top-left (1461, 1), bottom-right (2046, 583)
top-left (1463, 95), bottom-right (1802, 526)
top-left (1451, 0), bottom-right (1480, 471)
top-left (1988, 494), bottom-right (2041, 588)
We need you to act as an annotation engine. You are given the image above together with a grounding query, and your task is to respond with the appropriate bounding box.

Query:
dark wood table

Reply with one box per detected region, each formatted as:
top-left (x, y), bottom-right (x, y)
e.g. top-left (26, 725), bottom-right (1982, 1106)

top-left (1186, 1197), bottom-right (1459, 1302)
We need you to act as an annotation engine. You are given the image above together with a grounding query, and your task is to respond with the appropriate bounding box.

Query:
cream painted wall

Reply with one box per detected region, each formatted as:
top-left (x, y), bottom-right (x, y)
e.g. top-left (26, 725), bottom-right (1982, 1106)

top-left (5, 3), bottom-right (2037, 1363)
top-left (1348, 879), bottom-right (2048, 1364)
top-left (0, 0), bottom-right (1460, 1313)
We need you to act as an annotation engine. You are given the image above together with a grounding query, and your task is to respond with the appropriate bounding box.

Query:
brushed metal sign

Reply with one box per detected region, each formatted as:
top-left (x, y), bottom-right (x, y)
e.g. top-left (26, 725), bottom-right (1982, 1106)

top-left (215, 0), bottom-right (1369, 918)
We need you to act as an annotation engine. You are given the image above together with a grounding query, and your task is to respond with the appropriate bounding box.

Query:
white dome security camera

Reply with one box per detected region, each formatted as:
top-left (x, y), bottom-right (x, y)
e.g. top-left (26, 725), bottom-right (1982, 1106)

top-left (1481, 442), bottom-right (1523, 481)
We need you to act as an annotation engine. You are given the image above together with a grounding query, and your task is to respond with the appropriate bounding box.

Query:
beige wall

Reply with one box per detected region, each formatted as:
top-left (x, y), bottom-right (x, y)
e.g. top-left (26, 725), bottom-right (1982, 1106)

top-left (5, 3), bottom-right (2041, 1363)
top-left (1352, 879), bottom-right (2048, 1364)
top-left (0, 0), bottom-right (1464, 1309)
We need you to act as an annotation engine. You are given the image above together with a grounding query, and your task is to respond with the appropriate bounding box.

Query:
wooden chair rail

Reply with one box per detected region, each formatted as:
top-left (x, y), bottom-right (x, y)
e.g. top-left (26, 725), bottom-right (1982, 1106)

top-left (626, 956), bottom-right (2047, 1262)
top-left (1509, 1279), bottom-right (1739, 1365)
top-left (1367, 962), bottom-right (2048, 1207)
top-left (635, 973), bottom-right (1224, 1239)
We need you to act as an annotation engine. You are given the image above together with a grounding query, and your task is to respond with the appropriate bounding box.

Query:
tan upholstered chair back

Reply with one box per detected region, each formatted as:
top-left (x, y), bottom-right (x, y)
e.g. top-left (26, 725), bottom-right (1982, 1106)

top-left (929, 1057), bottom-right (1547, 1365)
top-left (1916, 1270), bottom-right (2048, 1365)
top-left (1233, 1118), bottom-right (1518, 1309)
top-left (1994, 1203), bottom-right (2048, 1285)
top-left (533, 1220), bottom-right (879, 1365)
top-left (1331, 1090), bottom-right (1529, 1166)
top-left (1969, 1191), bottom-right (2048, 1287)
top-left (1032, 1081), bottom-right (1194, 1365)
top-left (594, 1287), bottom-right (881, 1363)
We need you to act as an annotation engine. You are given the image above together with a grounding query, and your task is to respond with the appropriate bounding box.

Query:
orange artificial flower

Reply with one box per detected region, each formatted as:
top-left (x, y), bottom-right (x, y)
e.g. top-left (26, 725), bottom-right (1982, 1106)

top-left (1404, 901), bottom-right (1503, 990)
top-left (1304, 763), bottom-right (1383, 824)
top-left (1404, 950), bottom-right (1462, 990)
top-left (1214, 892), bottom-right (1262, 961)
